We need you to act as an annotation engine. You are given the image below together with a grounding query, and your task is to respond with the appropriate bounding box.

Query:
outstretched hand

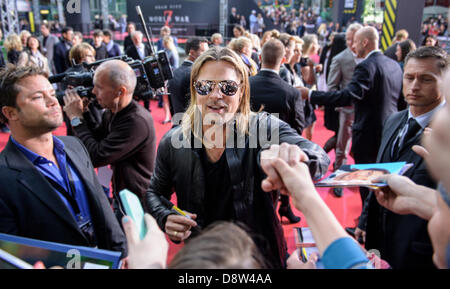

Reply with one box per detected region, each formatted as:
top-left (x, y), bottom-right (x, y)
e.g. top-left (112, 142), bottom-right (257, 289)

top-left (371, 174), bottom-right (436, 220)
top-left (260, 143), bottom-right (309, 196)
top-left (260, 144), bottom-right (317, 210)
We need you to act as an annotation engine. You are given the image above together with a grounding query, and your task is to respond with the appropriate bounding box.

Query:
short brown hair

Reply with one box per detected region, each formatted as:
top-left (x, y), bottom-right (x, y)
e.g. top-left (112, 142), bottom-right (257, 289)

top-left (0, 65), bottom-right (49, 123)
top-left (93, 29), bottom-right (104, 37)
top-left (404, 46), bottom-right (449, 75)
top-left (394, 29), bottom-right (409, 42)
top-left (278, 33), bottom-right (295, 48)
top-left (261, 38), bottom-right (285, 67)
top-left (103, 29), bottom-right (113, 38)
top-left (168, 222), bottom-right (267, 269)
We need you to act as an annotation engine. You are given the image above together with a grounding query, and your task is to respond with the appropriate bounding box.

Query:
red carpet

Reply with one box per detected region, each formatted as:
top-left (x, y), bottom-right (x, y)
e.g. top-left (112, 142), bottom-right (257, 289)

top-left (0, 100), bottom-right (361, 265)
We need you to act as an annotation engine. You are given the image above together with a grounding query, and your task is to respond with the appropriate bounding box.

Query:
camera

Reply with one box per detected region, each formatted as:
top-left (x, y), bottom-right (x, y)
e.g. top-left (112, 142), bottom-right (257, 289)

top-left (50, 6), bottom-right (174, 106)
top-left (50, 53), bottom-right (173, 104)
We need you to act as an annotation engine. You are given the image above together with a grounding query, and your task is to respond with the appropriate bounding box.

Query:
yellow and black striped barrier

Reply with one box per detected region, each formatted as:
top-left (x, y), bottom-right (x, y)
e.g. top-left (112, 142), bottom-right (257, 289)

top-left (381, 0), bottom-right (399, 51)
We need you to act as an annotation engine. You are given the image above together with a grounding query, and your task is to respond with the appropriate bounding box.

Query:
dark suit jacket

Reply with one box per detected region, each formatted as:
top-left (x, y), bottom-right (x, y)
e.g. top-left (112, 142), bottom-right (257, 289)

top-left (310, 51), bottom-right (402, 162)
top-left (168, 60), bottom-right (193, 115)
top-left (53, 40), bottom-right (72, 74)
top-left (0, 136), bottom-right (127, 255)
top-left (358, 110), bottom-right (437, 269)
top-left (123, 35), bottom-right (133, 52)
top-left (7, 49), bottom-right (20, 65)
top-left (107, 42), bottom-right (122, 58)
top-left (125, 45), bottom-right (150, 61)
top-left (384, 43), bottom-right (398, 61)
top-left (95, 43), bottom-right (109, 60)
top-left (250, 70), bottom-right (305, 135)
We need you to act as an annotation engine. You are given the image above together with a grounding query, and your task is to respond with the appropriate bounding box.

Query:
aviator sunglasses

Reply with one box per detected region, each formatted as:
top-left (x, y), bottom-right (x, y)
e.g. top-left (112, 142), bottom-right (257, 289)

top-left (194, 80), bottom-right (241, 96)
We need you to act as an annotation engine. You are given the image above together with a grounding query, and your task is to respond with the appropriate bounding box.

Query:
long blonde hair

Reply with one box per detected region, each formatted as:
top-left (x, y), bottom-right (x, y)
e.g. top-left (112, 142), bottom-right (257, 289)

top-left (182, 47), bottom-right (252, 140)
top-left (302, 34), bottom-right (318, 56)
top-left (4, 34), bottom-right (23, 52)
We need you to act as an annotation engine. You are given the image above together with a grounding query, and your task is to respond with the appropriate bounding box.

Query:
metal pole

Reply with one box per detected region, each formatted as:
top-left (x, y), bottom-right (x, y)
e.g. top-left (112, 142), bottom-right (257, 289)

top-left (220, 0), bottom-right (228, 38)
top-left (56, 0), bottom-right (65, 26)
top-left (32, 0), bottom-right (42, 31)
top-left (101, 0), bottom-right (109, 29)
top-left (2, 0), bottom-right (20, 34)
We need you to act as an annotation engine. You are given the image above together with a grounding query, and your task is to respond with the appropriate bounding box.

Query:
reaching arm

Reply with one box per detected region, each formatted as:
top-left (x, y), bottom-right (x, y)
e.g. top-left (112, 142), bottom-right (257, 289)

top-left (260, 145), bottom-right (369, 269)
top-left (310, 64), bottom-right (372, 107)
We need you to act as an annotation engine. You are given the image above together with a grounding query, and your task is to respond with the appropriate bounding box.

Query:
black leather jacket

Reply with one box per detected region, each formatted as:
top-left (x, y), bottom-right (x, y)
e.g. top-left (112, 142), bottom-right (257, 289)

top-left (144, 113), bottom-right (330, 268)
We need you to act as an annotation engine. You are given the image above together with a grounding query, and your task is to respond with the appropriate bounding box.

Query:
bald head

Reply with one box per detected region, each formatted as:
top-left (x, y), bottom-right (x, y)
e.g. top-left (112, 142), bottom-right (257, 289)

top-left (357, 26), bottom-right (379, 43)
top-left (353, 26), bottom-right (379, 58)
top-left (96, 60), bottom-right (137, 95)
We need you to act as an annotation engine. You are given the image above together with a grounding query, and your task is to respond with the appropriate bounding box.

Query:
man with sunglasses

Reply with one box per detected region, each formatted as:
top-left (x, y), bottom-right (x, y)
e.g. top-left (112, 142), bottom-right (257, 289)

top-left (145, 47), bottom-right (330, 269)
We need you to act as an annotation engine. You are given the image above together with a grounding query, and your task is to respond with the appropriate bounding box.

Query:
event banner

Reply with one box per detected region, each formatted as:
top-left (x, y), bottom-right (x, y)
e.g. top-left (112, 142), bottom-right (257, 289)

top-left (126, 0), bottom-right (221, 37)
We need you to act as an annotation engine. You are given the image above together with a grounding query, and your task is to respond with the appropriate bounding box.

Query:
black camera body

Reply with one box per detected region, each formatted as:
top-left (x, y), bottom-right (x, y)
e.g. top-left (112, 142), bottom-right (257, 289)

top-left (50, 53), bottom-right (173, 103)
top-left (50, 7), bottom-right (174, 105)
top-left (143, 51), bottom-right (173, 90)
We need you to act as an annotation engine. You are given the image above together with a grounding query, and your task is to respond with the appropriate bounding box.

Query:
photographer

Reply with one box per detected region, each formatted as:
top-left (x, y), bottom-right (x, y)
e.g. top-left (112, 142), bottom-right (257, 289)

top-left (61, 43), bottom-right (101, 136)
top-left (63, 60), bottom-right (156, 212)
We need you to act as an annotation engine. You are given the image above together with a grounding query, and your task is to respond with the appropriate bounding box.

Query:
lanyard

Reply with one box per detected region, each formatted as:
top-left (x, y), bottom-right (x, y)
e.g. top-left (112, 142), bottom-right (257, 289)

top-left (45, 161), bottom-right (82, 220)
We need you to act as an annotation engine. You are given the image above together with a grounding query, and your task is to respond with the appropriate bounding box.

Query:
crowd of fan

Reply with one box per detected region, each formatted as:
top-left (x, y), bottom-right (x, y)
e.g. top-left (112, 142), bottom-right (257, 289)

top-left (0, 6), bottom-right (449, 270)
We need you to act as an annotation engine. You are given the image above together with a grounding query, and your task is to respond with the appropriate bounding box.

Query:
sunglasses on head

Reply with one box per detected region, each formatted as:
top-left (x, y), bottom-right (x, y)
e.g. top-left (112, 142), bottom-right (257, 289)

top-left (194, 80), bottom-right (241, 96)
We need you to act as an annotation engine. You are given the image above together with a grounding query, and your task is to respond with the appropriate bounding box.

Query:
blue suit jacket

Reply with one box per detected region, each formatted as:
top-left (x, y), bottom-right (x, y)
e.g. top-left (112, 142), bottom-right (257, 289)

top-left (0, 136), bottom-right (127, 256)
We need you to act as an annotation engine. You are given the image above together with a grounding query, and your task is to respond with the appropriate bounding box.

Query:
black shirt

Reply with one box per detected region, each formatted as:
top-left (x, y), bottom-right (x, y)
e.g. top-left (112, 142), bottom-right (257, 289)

top-left (201, 149), bottom-right (234, 226)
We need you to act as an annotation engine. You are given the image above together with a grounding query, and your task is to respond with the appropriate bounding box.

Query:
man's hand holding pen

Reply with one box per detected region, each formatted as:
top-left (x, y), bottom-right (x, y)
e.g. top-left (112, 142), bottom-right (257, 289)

top-left (165, 212), bottom-right (198, 242)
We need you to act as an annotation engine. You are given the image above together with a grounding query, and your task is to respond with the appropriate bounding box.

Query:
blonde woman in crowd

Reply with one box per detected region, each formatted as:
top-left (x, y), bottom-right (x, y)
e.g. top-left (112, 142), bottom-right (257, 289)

top-left (301, 34), bottom-right (322, 141)
top-left (19, 30), bottom-right (31, 47)
top-left (228, 36), bottom-right (258, 76)
top-left (244, 32), bottom-right (262, 67)
top-left (4, 34), bottom-right (23, 65)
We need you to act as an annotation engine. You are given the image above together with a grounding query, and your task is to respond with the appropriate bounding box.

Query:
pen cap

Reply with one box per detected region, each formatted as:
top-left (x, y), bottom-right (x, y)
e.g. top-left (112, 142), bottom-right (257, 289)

top-left (160, 196), bottom-right (174, 209)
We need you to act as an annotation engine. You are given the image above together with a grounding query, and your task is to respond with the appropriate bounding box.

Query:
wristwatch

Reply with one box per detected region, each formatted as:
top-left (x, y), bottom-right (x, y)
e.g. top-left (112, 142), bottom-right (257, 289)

top-left (70, 117), bottom-right (83, 127)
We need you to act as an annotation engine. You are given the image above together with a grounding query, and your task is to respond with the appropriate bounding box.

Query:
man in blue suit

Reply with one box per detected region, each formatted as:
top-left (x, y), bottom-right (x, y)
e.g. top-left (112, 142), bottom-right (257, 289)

top-left (53, 26), bottom-right (74, 74)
